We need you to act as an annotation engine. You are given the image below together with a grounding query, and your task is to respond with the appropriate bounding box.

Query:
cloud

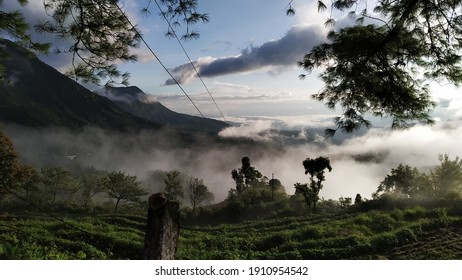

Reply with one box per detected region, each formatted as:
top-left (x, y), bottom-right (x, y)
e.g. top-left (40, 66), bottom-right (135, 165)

top-left (4, 119), bottom-right (462, 203)
top-left (447, 99), bottom-right (462, 117)
top-left (218, 115), bottom-right (337, 143)
top-left (96, 88), bottom-right (159, 104)
top-left (164, 24), bottom-right (325, 85)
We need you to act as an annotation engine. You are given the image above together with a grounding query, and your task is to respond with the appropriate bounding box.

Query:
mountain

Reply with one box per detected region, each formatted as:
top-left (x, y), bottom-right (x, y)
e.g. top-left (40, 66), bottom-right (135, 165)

top-left (98, 86), bottom-right (230, 135)
top-left (0, 39), bottom-right (160, 131)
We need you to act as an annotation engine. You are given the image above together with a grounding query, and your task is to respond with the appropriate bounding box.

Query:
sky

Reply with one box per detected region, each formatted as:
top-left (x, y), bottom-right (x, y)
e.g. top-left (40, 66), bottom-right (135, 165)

top-left (2, 0), bottom-right (462, 201)
top-left (4, 0), bottom-right (462, 125)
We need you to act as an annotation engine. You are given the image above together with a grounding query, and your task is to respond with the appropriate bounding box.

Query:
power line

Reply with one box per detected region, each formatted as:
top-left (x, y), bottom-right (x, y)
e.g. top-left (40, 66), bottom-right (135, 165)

top-left (153, 0), bottom-right (236, 137)
top-left (114, 2), bottom-right (206, 118)
top-left (5, 188), bottom-right (94, 236)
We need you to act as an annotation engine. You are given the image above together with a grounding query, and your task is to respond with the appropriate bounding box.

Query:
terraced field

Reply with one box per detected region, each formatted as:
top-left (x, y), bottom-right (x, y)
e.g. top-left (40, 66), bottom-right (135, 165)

top-left (1, 207), bottom-right (462, 259)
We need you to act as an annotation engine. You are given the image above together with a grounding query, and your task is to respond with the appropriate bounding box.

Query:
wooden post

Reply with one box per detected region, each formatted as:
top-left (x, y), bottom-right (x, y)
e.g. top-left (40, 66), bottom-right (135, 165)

top-left (143, 193), bottom-right (180, 260)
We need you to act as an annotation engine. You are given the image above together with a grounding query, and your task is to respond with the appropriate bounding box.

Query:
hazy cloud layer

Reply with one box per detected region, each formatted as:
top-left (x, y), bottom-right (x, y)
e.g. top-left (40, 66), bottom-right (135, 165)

top-left (164, 24), bottom-right (325, 85)
top-left (5, 119), bottom-right (462, 203)
top-left (96, 88), bottom-right (159, 104)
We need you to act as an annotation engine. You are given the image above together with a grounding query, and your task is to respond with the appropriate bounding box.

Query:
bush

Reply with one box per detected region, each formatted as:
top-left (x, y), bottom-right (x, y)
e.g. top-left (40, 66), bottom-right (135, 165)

top-left (370, 212), bottom-right (397, 232)
top-left (395, 228), bottom-right (417, 243)
top-left (403, 206), bottom-right (427, 221)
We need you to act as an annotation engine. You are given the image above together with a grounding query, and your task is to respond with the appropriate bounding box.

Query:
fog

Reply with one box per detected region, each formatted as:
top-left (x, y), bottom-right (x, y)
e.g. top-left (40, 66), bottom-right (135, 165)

top-left (3, 120), bottom-right (462, 202)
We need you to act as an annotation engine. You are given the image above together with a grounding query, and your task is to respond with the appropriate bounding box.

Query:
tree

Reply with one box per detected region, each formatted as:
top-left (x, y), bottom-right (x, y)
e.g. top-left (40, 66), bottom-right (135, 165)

top-left (297, 156), bottom-right (332, 212)
top-left (431, 154), bottom-right (462, 198)
top-left (294, 182), bottom-right (318, 212)
top-left (296, 0), bottom-right (462, 135)
top-left (338, 196), bottom-right (352, 208)
top-left (231, 156), bottom-right (263, 193)
top-left (268, 177), bottom-right (286, 200)
top-left (0, 130), bottom-right (20, 201)
top-left (79, 171), bottom-right (108, 207)
top-left (103, 171), bottom-right (147, 214)
top-left (373, 163), bottom-right (429, 199)
top-left (186, 176), bottom-right (214, 212)
top-left (0, 0), bottom-right (207, 85)
top-left (354, 193), bottom-right (363, 205)
top-left (39, 167), bottom-right (71, 205)
top-left (15, 164), bottom-right (40, 201)
top-left (164, 169), bottom-right (184, 203)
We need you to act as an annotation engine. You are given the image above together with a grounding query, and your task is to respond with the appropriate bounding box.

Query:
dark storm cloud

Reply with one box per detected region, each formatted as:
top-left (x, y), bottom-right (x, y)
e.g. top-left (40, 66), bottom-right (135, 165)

top-left (164, 24), bottom-right (325, 85)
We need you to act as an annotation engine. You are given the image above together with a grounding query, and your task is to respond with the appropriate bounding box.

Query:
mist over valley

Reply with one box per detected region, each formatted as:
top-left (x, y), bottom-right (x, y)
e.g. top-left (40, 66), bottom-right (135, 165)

top-left (2, 38), bottom-right (462, 204)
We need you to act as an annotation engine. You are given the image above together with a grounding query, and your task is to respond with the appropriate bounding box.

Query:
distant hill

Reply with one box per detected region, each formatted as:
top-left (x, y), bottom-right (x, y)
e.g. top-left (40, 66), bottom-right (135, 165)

top-left (98, 86), bottom-right (230, 135)
top-left (0, 38), bottom-right (160, 131)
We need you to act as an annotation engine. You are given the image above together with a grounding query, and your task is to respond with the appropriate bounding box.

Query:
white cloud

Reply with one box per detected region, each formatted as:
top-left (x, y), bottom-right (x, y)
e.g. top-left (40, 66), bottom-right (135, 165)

top-left (164, 24), bottom-right (325, 85)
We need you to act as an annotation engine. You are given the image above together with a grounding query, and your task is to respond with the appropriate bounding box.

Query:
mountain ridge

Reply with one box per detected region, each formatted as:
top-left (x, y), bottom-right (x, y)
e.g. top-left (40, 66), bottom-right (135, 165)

top-left (0, 39), bottom-right (229, 135)
top-left (98, 86), bottom-right (230, 135)
top-left (0, 38), bottom-right (161, 131)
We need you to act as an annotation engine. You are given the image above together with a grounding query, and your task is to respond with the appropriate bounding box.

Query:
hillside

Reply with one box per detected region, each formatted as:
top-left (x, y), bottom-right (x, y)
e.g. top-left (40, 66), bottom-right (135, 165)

top-left (0, 39), bottom-right (160, 131)
top-left (98, 86), bottom-right (230, 135)
top-left (1, 206), bottom-right (461, 259)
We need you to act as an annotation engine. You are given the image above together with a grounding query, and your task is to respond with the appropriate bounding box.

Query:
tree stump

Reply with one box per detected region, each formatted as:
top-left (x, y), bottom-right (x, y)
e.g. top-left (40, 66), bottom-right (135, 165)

top-left (143, 193), bottom-right (180, 260)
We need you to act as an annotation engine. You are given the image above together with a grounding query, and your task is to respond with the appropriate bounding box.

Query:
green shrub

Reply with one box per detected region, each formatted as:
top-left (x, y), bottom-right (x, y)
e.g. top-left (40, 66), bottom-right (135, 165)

top-left (395, 228), bottom-right (417, 243)
top-left (403, 206), bottom-right (427, 221)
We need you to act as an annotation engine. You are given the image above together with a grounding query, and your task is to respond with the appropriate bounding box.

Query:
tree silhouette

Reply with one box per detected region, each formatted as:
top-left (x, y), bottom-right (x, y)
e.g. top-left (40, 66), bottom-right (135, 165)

top-left (40, 167), bottom-right (70, 205)
top-left (431, 154), bottom-right (462, 198)
top-left (103, 171), bottom-right (147, 214)
top-left (296, 0), bottom-right (462, 135)
top-left (186, 176), bottom-right (214, 212)
top-left (231, 156), bottom-right (262, 193)
top-left (354, 193), bottom-right (363, 205)
top-left (164, 169), bottom-right (184, 203)
top-left (295, 156), bottom-right (332, 212)
top-left (373, 163), bottom-right (429, 199)
top-left (0, 130), bottom-right (20, 201)
top-left (79, 170), bottom-right (108, 208)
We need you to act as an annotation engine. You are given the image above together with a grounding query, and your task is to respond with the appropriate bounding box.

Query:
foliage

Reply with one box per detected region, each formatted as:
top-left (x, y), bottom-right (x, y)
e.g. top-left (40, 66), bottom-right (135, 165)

top-left (0, 0), bottom-right (207, 85)
top-left (164, 169), bottom-right (184, 203)
top-left (103, 171), bottom-right (147, 214)
top-left (354, 193), bottom-right (363, 205)
top-left (78, 170), bottom-right (108, 207)
top-left (296, 0), bottom-right (462, 135)
top-left (0, 129), bottom-right (19, 200)
top-left (373, 163), bottom-right (430, 199)
top-left (14, 164), bottom-right (39, 201)
top-left (431, 154), bottom-right (462, 198)
top-left (300, 25), bottom-right (434, 136)
top-left (374, 154), bottom-right (462, 200)
top-left (178, 205), bottom-right (462, 260)
top-left (144, 0), bottom-right (210, 40)
top-left (0, 0), bottom-right (50, 79)
top-left (0, 215), bottom-right (146, 259)
top-left (295, 156), bottom-right (332, 212)
top-left (2, 195), bottom-right (462, 260)
top-left (339, 196), bottom-right (352, 208)
top-left (40, 167), bottom-right (72, 205)
top-left (33, 0), bottom-right (141, 85)
top-left (186, 175), bottom-right (214, 212)
top-left (231, 156), bottom-right (263, 193)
